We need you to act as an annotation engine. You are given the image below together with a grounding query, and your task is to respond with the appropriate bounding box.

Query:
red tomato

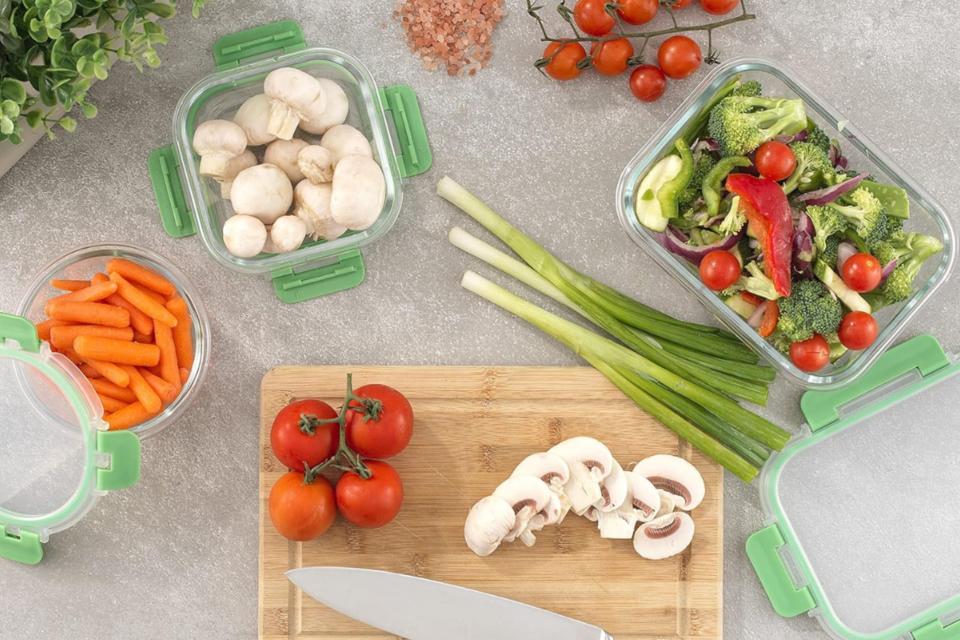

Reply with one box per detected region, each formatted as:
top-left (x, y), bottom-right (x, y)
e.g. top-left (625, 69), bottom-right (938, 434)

top-left (790, 335), bottom-right (830, 372)
top-left (759, 300), bottom-right (779, 338)
top-left (699, 250), bottom-right (741, 292)
top-left (699, 0), bottom-right (738, 14)
top-left (573, 0), bottom-right (615, 36)
top-left (839, 311), bottom-right (878, 350)
top-left (629, 64), bottom-right (667, 102)
top-left (268, 471), bottom-right (337, 541)
top-left (590, 38), bottom-right (633, 76)
top-left (542, 41), bottom-right (587, 81)
top-left (841, 253), bottom-right (882, 292)
top-left (755, 141), bottom-right (797, 182)
top-left (616, 0), bottom-right (657, 24)
top-left (346, 384), bottom-right (414, 459)
top-left (336, 461), bottom-right (404, 528)
top-left (657, 35), bottom-right (702, 79)
top-left (271, 399), bottom-right (339, 471)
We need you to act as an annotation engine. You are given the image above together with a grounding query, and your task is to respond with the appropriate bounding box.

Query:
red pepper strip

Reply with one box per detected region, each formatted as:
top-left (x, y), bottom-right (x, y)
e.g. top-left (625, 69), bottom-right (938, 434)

top-left (740, 291), bottom-right (763, 306)
top-left (726, 174), bottom-right (793, 297)
top-left (759, 299), bottom-right (779, 337)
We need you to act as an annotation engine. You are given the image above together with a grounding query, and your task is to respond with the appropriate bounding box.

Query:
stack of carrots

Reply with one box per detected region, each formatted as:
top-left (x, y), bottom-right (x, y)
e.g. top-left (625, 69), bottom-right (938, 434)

top-left (34, 258), bottom-right (194, 431)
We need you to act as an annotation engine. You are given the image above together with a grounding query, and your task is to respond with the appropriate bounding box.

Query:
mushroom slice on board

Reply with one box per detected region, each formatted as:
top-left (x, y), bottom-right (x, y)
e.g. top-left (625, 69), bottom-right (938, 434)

top-left (596, 471), bottom-right (660, 539)
top-left (594, 460), bottom-right (628, 513)
top-left (632, 454), bottom-right (705, 511)
top-left (548, 437), bottom-right (613, 516)
top-left (492, 476), bottom-right (553, 546)
top-left (633, 511), bottom-right (695, 560)
top-left (464, 496), bottom-right (516, 557)
top-left (653, 490), bottom-right (677, 520)
top-left (510, 452), bottom-right (572, 523)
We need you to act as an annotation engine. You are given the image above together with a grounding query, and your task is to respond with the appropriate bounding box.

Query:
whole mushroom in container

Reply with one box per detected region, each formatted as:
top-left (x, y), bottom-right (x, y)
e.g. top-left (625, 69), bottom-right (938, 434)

top-left (229, 163), bottom-right (294, 224)
top-left (192, 119), bottom-right (247, 180)
top-left (264, 67), bottom-right (326, 140)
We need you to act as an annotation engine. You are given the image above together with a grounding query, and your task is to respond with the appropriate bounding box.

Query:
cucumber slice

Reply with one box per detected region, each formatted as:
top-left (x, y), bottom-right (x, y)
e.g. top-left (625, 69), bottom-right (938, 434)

top-left (634, 155), bottom-right (683, 232)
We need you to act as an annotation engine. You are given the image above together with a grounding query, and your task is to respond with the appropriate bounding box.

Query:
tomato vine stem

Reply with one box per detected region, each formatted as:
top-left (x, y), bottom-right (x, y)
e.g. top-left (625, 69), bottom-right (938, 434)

top-left (304, 373), bottom-right (373, 483)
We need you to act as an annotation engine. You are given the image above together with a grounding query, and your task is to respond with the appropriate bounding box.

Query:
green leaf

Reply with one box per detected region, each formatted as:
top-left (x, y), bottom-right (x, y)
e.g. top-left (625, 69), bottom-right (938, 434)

top-left (0, 77), bottom-right (26, 102)
top-left (143, 49), bottom-right (159, 68)
top-left (0, 115), bottom-right (14, 134)
top-left (144, 2), bottom-right (175, 18)
top-left (25, 108), bottom-right (42, 127)
top-left (58, 115), bottom-right (75, 131)
top-left (80, 101), bottom-right (96, 118)
top-left (93, 63), bottom-right (107, 79)
top-left (0, 98), bottom-right (19, 117)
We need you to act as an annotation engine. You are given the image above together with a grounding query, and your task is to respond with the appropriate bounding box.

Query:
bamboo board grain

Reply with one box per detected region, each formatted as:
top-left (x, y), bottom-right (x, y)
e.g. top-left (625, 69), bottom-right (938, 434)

top-left (259, 366), bottom-right (723, 640)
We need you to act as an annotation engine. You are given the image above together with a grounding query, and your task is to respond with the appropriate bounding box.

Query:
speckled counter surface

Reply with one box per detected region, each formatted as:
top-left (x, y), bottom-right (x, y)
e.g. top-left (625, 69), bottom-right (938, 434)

top-left (1, 1), bottom-right (958, 637)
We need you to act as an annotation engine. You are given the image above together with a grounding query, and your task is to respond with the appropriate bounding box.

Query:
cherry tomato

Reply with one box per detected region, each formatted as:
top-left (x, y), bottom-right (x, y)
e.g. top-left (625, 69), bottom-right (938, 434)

top-left (838, 311), bottom-right (878, 350)
top-left (590, 38), bottom-right (633, 76)
top-left (271, 399), bottom-right (339, 471)
top-left (754, 141), bottom-right (797, 182)
top-left (841, 253), bottom-right (882, 293)
top-left (616, 0), bottom-right (657, 24)
top-left (346, 384), bottom-right (414, 459)
top-left (573, 0), bottom-right (615, 36)
top-left (759, 300), bottom-right (779, 338)
top-left (699, 250), bottom-right (741, 292)
top-left (542, 41), bottom-right (587, 81)
top-left (336, 461), bottom-right (404, 528)
top-left (657, 35), bottom-right (702, 79)
top-left (790, 334), bottom-right (830, 372)
top-left (699, 0), bottom-right (738, 14)
top-left (629, 64), bottom-right (667, 102)
top-left (269, 471), bottom-right (337, 541)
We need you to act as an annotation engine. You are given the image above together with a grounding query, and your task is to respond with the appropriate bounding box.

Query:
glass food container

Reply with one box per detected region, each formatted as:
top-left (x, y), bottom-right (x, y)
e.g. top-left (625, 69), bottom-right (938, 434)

top-left (616, 58), bottom-right (954, 389)
top-left (148, 20), bottom-right (432, 303)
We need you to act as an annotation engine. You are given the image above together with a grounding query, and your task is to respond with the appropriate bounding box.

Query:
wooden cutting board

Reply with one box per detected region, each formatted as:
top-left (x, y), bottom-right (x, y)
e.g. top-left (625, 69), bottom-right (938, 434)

top-left (259, 366), bottom-right (723, 640)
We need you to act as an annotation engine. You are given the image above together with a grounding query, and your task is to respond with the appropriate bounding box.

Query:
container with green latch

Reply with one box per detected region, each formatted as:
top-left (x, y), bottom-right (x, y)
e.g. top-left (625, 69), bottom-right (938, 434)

top-left (147, 20), bottom-right (432, 304)
top-left (0, 311), bottom-right (141, 565)
top-left (747, 334), bottom-right (960, 639)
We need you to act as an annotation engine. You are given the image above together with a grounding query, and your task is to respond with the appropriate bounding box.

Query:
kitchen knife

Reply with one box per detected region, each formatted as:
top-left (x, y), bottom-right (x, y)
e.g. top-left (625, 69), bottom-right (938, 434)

top-left (287, 566), bottom-right (613, 639)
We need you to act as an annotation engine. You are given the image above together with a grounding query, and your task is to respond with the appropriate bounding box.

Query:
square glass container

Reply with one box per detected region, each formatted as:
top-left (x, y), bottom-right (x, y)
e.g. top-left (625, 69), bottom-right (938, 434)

top-left (616, 58), bottom-right (954, 388)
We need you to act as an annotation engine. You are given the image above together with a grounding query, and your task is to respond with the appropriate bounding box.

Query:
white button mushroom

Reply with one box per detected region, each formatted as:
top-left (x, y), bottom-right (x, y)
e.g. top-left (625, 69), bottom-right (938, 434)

top-left (218, 150), bottom-right (257, 199)
top-left (264, 138), bottom-right (309, 184)
top-left (233, 93), bottom-right (277, 146)
top-left (320, 123), bottom-right (373, 165)
top-left (268, 215), bottom-right (307, 253)
top-left (463, 496), bottom-right (516, 557)
top-left (510, 451), bottom-right (572, 523)
top-left (596, 471), bottom-right (662, 540)
top-left (330, 154), bottom-right (386, 231)
top-left (299, 78), bottom-right (350, 135)
top-left (297, 145), bottom-right (335, 184)
top-left (492, 476), bottom-right (553, 547)
top-left (632, 454), bottom-right (705, 511)
top-left (548, 437), bottom-right (613, 516)
top-left (192, 119), bottom-right (247, 180)
top-left (222, 214), bottom-right (267, 258)
top-left (229, 163), bottom-right (294, 225)
top-left (264, 67), bottom-right (325, 140)
top-left (633, 511), bottom-right (695, 560)
top-left (293, 181), bottom-right (346, 241)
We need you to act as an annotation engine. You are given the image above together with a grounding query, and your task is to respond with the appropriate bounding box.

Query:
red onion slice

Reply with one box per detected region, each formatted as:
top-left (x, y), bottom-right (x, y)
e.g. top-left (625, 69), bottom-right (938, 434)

top-left (796, 173), bottom-right (868, 206)
top-left (881, 259), bottom-right (897, 280)
top-left (659, 225), bottom-right (743, 265)
top-left (747, 301), bottom-right (768, 328)
top-left (837, 241), bottom-right (858, 272)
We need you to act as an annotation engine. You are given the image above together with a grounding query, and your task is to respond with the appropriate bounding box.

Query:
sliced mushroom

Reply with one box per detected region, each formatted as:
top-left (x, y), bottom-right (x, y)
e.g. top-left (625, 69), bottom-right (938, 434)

top-left (596, 471), bottom-right (660, 539)
top-left (632, 454), bottom-right (705, 511)
top-left (653, 490), bottom-right (677, 520)
top-left (510, 451), bottom-right (572, 523)
top-left (218, 150), bottom-right (257, 199)
top-left (192, 119), bottom-right (247, 180)
top-left (492, 476), bottom-right (552, 547)
top-left (233, 93), bottom-right (277, 146)
top-left (299, 78), bottom-right (349, 135)
top-left (297, 145), bottom-right (335, 184)
top-left (464, 496), bottom-right (516, 557)
top-left (633, 511), bottom-right (695, 560)
top-left (594, 460), bottom-right (628, 513)
top-left (264, 138), bottom-right (309, 184)
top-left (293, 181), bottom-right (346, 241)
top-left (548, 437), bottom-right (613, 516)
top-left (264, 67), bottom-right (325, 140)
top-left (320, 123), bottom-right (373, 165)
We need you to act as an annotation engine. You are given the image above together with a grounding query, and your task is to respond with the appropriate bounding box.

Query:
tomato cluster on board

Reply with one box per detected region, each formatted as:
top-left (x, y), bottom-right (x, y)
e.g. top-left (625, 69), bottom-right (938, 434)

top-left (268, 376), bottom-right (414, 541)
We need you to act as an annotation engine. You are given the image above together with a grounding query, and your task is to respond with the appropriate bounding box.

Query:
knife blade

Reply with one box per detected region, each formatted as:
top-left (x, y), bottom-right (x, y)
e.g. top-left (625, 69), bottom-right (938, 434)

top-left (287, 566), bottom-right (613, 640)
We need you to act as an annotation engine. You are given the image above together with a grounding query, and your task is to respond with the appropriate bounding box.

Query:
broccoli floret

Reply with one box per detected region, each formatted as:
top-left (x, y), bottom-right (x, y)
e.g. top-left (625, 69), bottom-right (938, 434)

top-left (871, 233), bottom-right (944, 306)
top-left (783, 142), bottom-right (833, 194)
top-left (731, 79), bottom-right (762, 97)
top-left (718, 195), bottom-right (745, 236)
top-left (826, 187), bottom-right (884, 240)
top-left (820, 234), bottom-right (841, 266)
top-left (707, 96), bottom-right (808, 156)
top-left (776, 279), bottom-right (843, 342)
top-left (806, 204), bottom-right (847, 254)
top-left (742, 261), bottom-right (781, 300)
top-left (768, 331), bottom-right (793, 354)
top-left (677, 153), bottom-right (717, 210)
top-left (805, 122), bottom-right (831, 154)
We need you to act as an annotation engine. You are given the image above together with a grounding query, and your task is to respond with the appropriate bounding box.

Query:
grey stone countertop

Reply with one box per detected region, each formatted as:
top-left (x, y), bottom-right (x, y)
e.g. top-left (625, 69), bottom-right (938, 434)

top-left (1, 1), bottom-right (958, 637)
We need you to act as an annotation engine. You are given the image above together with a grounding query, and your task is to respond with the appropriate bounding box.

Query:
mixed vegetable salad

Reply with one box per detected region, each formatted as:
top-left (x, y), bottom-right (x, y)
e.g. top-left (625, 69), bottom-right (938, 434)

top-left (635, 77), bottom-right (944, 373)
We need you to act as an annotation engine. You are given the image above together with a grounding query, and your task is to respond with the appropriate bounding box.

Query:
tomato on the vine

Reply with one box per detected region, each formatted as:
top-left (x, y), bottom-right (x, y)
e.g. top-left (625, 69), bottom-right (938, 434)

top-left (346, 384), bottom-right (414, 459)
top-left (699, 250), bottom-right (741, 292)
top-left (790, 335), bottom-right (830, 372)
top-left (700, 0), bottom-right (738, 14)
top-left (629, 64), bottom-right (667, 102)
top-left (271, 399), bottom-right (339, 471)
top-left (841, 253), bottom-right (882, 293)
top-left (657, 35), bottom-right (702, 79)
top-left (839, 311), bottom-right (878, 350)
top-left (755, 141), bottom-right (797, 182)
top-left (616, 0), bottom-right (657, 25)
top-left (542, 41), bottom-right (587, 81)
top-left (590, 38), bottom-right (633, 76)
top-left (336, 461), bottom-right (404, 528)
top-left (269, 471), bottom-right (337, 541)
top-left (573, 0), bottom-right (615, 36)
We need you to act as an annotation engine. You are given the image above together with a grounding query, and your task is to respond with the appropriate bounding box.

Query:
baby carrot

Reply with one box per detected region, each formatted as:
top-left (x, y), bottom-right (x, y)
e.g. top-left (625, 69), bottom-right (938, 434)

top-left (83, 358), bottom-right (130, 387)
top-left (74, 336), bottom-right (160, 367)
top-left (165, 296), bottom-right (194, 370)
top-left (140, 287), bottom-right (167, 305)
top-left (141, 369), bottom-right (179, 406)
top-left (90, 378), bottom-right (137, 403)
top-left (109, 272), bottom-right (177, 328)
top-left (80, 363), bottom-right (102, 379)
top-left (133, 331), bottom-right (153, 343)
top-left (49, 280), bottom-right (118, 304)
top-left (50, 325), bottom-right (133, 351)
top-left (121, 365), bottom-right (161, 413)
top-left (105, 402), bottom-right (158, 431)
top-left (36, 318), bottom-right (69, 341)
top-left (97, 393), bottom-right (127, 413)
top-left (58, 348), bottom-right (83, 365)
top-left (51, 279), bottom-right (90, 291)
top-left (179, 367), bottom-right (189, 384)
top-left (46, 300), bottom-right (130, 328)
top-left (93, 272), bottom-right (154, 336)
top-left (153, 319), bottom-right (180, 388)
top-left (106, 258), bottom-right (176, 296)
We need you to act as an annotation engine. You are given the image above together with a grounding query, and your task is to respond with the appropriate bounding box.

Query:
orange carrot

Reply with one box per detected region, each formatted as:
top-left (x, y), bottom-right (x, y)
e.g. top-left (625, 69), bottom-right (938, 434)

top-left (153, 319), bottom-right (180, 388)
top-left (106, 258), bottom-right (176, 296)
top-left (82, 358), bottom-right (130, 387)
top-left (90, 378), bottom-right (137, 403)
top-left (49, 280), bottom-right (118, 304)
top-left (80, 364), bottom-right (102, 379)
top-left (50, 279), bottom-right (90, 291)
top-left (165, 296), bottom-right (194, 370)
top-left (109, 272), bottom-right (177, 328)
top-left (146, 364), bottom-right (163, 377)
top-left (74, 336), bottom-right (160, 367)
top-left (95, 272), bottom-right (155, 336)
top-left (133, 331), bottom-right (153, 343)
top-left (46, 300), bottom-right (130, 328)
top-left (105, 402), bottom-right (158, 431)
top-left (121, 365), bottom-right (161, 413)
top-left (179, 367), bottom-right (189, 384)
top-left (97, 393), bottom-right (127, 413)
top-left (36, 319), bottom-right (69, 341)
top-left (139, 287), bottom-right (167, 305)
top-left (59, 348), bottom-right (83, 365)
top-left (50, 325), bottom-right (133, 351)
top-left (141, 369), bottom-right (179, 406)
